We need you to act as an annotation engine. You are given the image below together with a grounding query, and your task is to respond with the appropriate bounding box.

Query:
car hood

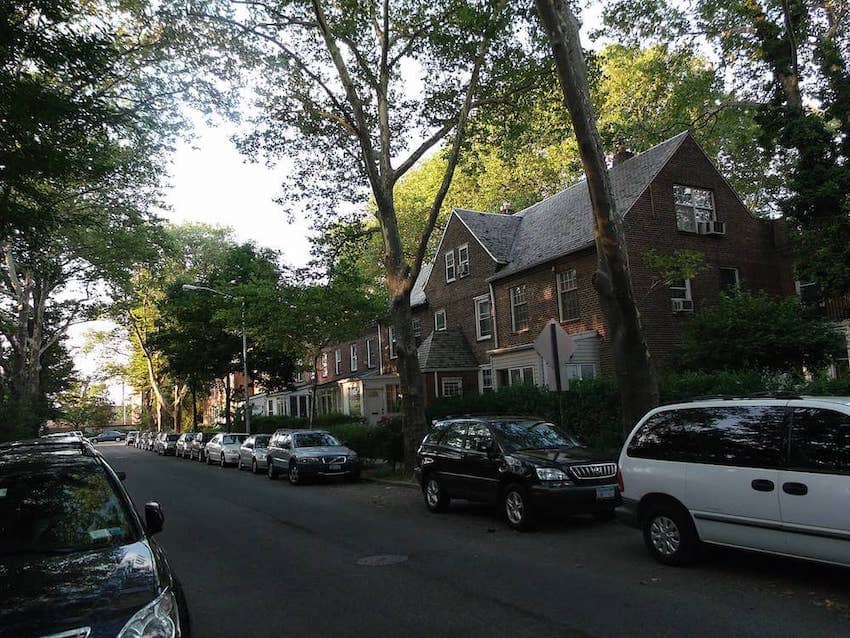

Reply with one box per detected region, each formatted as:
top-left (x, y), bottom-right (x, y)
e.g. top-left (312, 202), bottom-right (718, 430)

top-left (296, 445), bottom-right (354, 458)
top-left (509, 447), bottom-right (614, 468)
top-left (0, 540), bottom-right (160, 638)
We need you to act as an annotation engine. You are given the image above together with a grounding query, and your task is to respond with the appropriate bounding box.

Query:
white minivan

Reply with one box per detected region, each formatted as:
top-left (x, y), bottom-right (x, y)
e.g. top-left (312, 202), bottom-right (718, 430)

top-left (618, 396), bottom-right (850, 567)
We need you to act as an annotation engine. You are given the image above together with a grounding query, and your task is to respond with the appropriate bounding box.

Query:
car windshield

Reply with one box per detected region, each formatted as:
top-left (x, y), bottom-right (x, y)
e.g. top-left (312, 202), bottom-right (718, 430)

top-left (294, 432), bottom-right (338, 448)
top-left (0, 457), bottom-right (137, 555)
top-left (166, 434), bottom-right (179, 441)
top-left (491, 421), bottom-right (583, 453)
top-left (222, 435), bottom-right (247, 445)
top-left (254, 436), bottom-right (270, 448)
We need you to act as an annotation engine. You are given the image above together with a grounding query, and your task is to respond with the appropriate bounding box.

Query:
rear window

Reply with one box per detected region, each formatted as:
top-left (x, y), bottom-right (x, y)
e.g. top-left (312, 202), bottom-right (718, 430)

top-left (627, 406), bottom-right (787, 468)
top-left (254, 436), bottom-right (270, 448)
top-left (0, 457), bottom-right (137, 555)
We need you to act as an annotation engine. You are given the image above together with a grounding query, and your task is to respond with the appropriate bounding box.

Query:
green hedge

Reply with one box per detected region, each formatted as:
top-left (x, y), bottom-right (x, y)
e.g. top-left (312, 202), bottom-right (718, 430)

top-left (426, 371), bottom-right (850, 451)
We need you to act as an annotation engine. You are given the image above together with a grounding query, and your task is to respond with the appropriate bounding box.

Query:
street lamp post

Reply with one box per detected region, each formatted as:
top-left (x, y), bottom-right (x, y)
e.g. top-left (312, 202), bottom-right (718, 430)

top-left (182, 284), bottom-right (251, 433)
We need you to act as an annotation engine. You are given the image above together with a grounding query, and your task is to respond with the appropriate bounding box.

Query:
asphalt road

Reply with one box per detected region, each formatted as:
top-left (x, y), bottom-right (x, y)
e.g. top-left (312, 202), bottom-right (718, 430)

top-left (100, 442), bottom-right (850, 638)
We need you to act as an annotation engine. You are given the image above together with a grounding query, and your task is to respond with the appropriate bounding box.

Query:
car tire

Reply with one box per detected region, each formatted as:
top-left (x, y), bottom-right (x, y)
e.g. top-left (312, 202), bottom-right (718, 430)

top-left (642, 503), bottom-right (699, 566)
top-left (267, 460), bottom-right (277, 480)
top-left (238, 457), bottom-right (243, 471)
top-left (220, 454), bottom-right (226, 468)
top-left (251, 459), bottom-right (257, 474)
top-left (593, 509), bottom-right (616, 522)
top-left (503, 483), bottom-right (536, 531)
top-left (288, 461), bottom-right (301, 486)
top-left (205, 452), bottom-right (211, 465)
top-left (423, 475), bottom-right (449, 513)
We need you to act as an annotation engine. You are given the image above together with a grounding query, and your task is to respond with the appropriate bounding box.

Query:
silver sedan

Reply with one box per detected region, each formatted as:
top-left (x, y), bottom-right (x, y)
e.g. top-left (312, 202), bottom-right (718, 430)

top-left (238, 434), bottom-right (271, 473)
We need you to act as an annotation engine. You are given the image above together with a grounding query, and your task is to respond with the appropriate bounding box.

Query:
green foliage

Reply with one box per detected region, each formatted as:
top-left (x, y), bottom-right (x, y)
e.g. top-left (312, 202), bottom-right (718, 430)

top-left (641, 249), bottom-right (707, 291)
top-left (676, 291), bottom-right (845, 372)
top-left (58, 380), bottom-right (115, 431)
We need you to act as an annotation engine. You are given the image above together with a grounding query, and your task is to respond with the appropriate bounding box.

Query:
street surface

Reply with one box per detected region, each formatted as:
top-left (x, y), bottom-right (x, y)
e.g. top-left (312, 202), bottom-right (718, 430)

top-left (100, 443), bottom-right (850, 638)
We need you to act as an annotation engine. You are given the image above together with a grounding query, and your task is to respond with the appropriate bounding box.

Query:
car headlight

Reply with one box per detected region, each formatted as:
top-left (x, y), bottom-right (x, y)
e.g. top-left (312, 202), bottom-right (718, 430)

top-left (298, 457), bottom-right (320, 463)
top-left (504, 455), bottom-right (525, 474)
top-left (118, 588), bottom-right (180, 638)
top-left (536, 467), bottom-right (569, 481)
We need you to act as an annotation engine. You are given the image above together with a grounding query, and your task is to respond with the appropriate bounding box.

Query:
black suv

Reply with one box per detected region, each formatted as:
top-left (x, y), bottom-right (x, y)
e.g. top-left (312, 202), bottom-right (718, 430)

top-left (0, 436), bottom-right (189, 637)
top-left (414, 417), bottom-right (621, 530)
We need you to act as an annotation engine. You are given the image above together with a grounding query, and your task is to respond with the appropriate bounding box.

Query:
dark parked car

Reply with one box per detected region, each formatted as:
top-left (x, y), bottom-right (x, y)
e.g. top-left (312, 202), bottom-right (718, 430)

top-left (238, 434), bottom-right (271, 473)
top-left (0, 436), bottom-right (189, 637)
top-left (89, 430), bottom-right (126, 443)
top-left (414, 417), bottom-right (621, 530)
top-left (266, 430), bottom-right (360, 484)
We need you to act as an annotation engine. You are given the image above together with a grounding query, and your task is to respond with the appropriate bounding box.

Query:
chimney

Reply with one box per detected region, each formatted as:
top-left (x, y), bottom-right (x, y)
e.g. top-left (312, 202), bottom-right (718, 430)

top-left (612, 142), bottom-right (634, 166)
top-left (500, 199), bottom-right (512, 215)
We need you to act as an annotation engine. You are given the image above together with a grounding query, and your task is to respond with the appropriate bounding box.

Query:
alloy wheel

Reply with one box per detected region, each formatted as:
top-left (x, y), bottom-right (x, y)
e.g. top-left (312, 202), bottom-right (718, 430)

top-left (505, 491), bottom-right (524, 525)
top-left (426, 480), bottom-right (441, 508)
top-left (649, 515), bottom-right (681, 557)
top-left (289, 463), bottom-right (300, 485)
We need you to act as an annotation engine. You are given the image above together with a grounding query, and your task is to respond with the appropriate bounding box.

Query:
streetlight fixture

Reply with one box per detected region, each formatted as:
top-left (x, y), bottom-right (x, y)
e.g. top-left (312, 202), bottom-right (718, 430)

top-left (181, 284), bottom-right (251, 433)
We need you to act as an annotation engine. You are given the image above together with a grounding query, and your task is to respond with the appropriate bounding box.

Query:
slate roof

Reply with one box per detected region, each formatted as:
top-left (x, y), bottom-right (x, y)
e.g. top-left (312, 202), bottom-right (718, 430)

top-left (454, 208), bottom-right (523, 264)
top-left (411, 263), bottom-right (431, 308)
top-left (460, 131), bottom-right (690, 281)
top-left (417, 329), bottom-right (479, 371)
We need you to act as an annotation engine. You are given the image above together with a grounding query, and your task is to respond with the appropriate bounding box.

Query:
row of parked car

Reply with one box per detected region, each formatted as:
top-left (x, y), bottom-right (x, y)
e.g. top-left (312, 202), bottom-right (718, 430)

top-left (132, 428), bottom-right (361, 484)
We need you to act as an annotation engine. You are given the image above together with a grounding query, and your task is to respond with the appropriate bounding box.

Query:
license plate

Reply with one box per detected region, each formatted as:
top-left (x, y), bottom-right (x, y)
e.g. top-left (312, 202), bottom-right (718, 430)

top-left (329, 464), bottom-right (341, 471)
top-left (596, 486), bottom-right (616, 500)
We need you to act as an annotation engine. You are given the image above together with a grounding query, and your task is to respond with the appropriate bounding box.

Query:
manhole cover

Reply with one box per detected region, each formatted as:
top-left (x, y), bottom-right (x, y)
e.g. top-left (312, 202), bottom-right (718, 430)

top-left (356, 554), bottom-right (408, 566)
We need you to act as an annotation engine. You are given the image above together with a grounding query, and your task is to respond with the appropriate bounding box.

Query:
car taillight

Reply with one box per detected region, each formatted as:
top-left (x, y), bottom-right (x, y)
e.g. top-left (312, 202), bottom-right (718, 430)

top-left (616, 467), bottom-right (624, 492)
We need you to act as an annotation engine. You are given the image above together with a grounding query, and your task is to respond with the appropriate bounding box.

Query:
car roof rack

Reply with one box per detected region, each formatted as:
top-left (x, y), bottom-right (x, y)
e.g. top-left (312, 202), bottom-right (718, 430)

top-left (672, 391), bottom-right (803, 403)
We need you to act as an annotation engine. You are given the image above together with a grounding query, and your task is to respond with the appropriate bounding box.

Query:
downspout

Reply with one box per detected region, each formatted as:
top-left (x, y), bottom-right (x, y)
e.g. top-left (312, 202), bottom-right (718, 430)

top-left (488, 282), bottom-right (499, 390)
top-left (434, 371), bottom-right (439, 398)
top-left (377, 323), bottom-right (384, 375)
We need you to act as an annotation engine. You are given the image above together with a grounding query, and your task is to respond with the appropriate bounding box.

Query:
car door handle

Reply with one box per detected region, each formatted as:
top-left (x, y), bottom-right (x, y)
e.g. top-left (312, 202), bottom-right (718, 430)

top-left (751, 479), bottom-right (775, 492)
top-left (783, 482), bottom-right (808, 496)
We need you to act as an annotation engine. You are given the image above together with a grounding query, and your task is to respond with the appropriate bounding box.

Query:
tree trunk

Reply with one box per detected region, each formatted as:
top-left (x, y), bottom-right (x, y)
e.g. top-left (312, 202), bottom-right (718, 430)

top-left (225, 374), bottom-right (232, 429)
top-left (192, 386), bottom-right (198, 426)
top-left (535, 0), bottom-right (659, 432)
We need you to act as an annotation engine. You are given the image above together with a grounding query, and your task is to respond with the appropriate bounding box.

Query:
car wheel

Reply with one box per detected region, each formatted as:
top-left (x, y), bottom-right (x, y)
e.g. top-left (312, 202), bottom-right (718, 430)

top-left (220, 454), bottom-right (226, 468)
top-left (643, 503), bottom-right (699, 566)
top-left (205, 452), bottom-right (211, 465)
top-left (288, 461), bottom-right (301, 486)
top-left (423, 475), bottom-right (449, 512)
top-left (503, 483), bottom-right (536, 531)
top-left (251, 459), bottom-right (257, 474)
top-left (238, 457), bottom-right (243, 471)
top-left (593, 509), bottom-right (617, 523)
top-left (267, 460), bottom-right (277, 480)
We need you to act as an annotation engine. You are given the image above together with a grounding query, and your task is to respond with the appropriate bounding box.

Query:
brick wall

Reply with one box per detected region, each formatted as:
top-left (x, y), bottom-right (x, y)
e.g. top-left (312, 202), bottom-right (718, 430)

top-left (315, 324), bottom-right (392, 385)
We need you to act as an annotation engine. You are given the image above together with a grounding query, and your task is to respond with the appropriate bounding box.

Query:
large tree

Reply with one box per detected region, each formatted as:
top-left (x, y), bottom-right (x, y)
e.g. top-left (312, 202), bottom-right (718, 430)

top-left (184, 0), bottom-right (542, 463)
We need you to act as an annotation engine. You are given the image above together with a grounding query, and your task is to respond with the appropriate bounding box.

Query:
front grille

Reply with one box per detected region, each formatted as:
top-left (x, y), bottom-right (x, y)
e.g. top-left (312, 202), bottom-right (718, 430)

top-left (323, 455), bottom-right (347, 464)
top-left (569, 463), bottom-right (617, 480)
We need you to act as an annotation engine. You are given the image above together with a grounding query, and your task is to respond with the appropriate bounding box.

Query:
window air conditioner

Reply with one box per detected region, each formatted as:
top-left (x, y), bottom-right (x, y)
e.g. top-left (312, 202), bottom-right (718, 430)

top-left (697, 220), bottom-right (726, 235)
top-left (672, 298), bottom-right (694, 313)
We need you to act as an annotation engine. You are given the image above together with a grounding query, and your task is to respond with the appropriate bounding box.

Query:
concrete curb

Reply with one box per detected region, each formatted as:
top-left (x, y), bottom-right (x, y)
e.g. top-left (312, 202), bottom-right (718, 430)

top-left (361, 476), bottom-right (419, 490)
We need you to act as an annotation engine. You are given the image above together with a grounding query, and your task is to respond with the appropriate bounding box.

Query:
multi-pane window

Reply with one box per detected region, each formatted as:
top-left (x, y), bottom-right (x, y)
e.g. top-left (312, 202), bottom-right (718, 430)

top-left (510, 285), bottom-right (529, 332)
top-left (412, 318), bottom-right (421, 338)
top-left (566, 364), bottom-right (596, 381)
top-left (719, 267), bottom-right (740, 291)
top-left (674, 184), bottom-right (715, 233)
top-left (457, 244), bottom-right (470, 277)
top-left (557, 270), bottom-right (579, 321)
top-left (670, 278), bottom-right (692, 300)
top-left (445, 250), bottom-right (456, 282)
top-left (385, 384), bottom-right (402, 412)
top-left (435, 309), bottom-right (447, 331)
top-left (388, 325), bottom-right (397, 359)
top-left (366, 339), bottom-right (375, 368)
top-left (350, 343), bottom-right (358, 372)
top-left (508, 366), bottom-right (535, 386)
top-left (321, 352), bottom-right (328, 377)
top-left (480, 367), bottom-right (494, 393)
top-left (474, 295), bottom-right (492, 340)
top-left (442, 378), bottom-right (463, 398)
top-left (334, 349), bottom-right (342, 375)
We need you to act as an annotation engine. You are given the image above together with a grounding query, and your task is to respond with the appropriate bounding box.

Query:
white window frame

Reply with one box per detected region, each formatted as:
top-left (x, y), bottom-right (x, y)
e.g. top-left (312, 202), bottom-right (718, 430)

top-left (719, 267), bottom-right (740, 291)
top-left (474, 294), bottom-right (492, 340)
top-left (566, 363), bottom-right (597, 381)
top-left (674, 184), bottom-right (716, 233)
top-left (441, 377), bottom-right (463, 398)
top-left (388, 326), bottom-right (397, 359)
top-left (557, 269), bottom-right (579, 321)
top-left (434, 308), bottom-right (447, 331)
top-left (366, 339), bottom-right (375, 368)
top-left (510, 285), bottom-right (529, 333)
top-left (412, 318), bottom-right (421, 338)
top-left (321, 352), bottom-right (328, 377)
top-left (670, 278), bottom-right (692, 301)
top-left (445, 250), bottom-right (456, 282)
top-left (507, 366), bottom-right (535, 386)
top-left (350, 343), bottom-right (358, 372)
top-left (457, 243), bottom-right (470, 277)
top-left (334, 349), bottom-right (342, 375)
top-left (479, 367), bottom-right (494, 393)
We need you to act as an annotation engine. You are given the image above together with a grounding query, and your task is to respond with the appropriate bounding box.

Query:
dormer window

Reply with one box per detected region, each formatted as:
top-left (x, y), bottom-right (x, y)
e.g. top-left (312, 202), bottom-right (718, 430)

top-left (445, 250), bottom-right (456, 282)
top-left (457, 244), bottom-right (469, 277)
top-left (674, 185), bottom-right (715, 233)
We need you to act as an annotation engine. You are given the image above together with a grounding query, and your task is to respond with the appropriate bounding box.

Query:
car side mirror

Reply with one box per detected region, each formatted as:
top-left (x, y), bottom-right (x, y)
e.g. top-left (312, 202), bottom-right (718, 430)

top-left (116, 471), bottom-right (127, 481)
top-left (145, 502), bottom-right (165, 535)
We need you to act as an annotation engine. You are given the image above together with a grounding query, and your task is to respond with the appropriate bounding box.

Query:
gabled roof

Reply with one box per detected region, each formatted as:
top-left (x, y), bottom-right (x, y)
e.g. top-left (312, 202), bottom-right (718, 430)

top-left (411, 263), bottom-right (431, 308)
top-left (490, 131), bottom-right (690, 280)
top-left (454, 208), bottom-right (523, 264)
top-left (417, 329), bottom-right (479, 371)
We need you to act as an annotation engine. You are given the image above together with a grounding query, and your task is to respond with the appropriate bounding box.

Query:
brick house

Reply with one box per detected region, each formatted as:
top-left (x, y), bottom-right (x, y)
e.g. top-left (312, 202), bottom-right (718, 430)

top-left (410, 131), bottom-right (794, 398)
